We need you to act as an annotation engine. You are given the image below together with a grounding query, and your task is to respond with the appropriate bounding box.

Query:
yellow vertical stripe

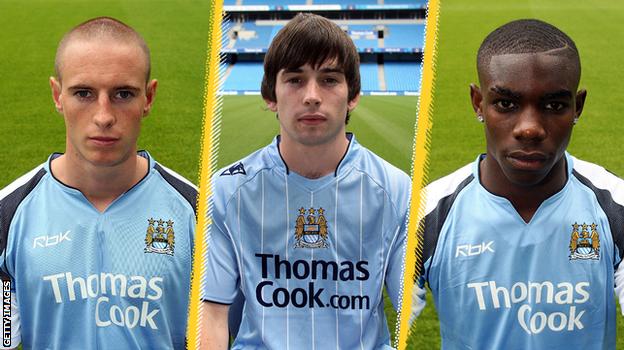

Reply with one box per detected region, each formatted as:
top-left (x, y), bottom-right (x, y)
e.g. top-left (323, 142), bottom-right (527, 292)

top-left (397, 0), bottom-right (440, 348)
top-left (187, 0), bottom-right (225, 348)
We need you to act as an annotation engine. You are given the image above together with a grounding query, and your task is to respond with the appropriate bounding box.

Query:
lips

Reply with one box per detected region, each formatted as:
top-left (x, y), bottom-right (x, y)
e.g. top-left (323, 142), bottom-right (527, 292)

top-left (506, 150), bottom-right (549, 171)
top-left (298, 113), bottom-right (326, 125)
top-left (89, 136), bottom-right (119, 146)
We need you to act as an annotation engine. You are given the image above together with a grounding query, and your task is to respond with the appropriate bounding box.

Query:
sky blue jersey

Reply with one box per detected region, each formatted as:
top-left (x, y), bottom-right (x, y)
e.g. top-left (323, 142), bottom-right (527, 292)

top-left (0, 152), bottom-right (197, 350)
top-left (414, 153), bottom-right (624, 349)
top-left (204, 134), bottom-right (410, 349)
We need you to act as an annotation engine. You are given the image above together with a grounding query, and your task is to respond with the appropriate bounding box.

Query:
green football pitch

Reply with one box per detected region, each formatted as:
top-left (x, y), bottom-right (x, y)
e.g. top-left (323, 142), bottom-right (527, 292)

top-left (407, 0), bottom-right (624, 348)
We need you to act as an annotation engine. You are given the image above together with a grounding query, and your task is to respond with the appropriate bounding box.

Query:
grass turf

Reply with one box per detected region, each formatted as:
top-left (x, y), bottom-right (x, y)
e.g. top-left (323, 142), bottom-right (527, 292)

top-left (0, 1), bottom-right (209, 349)
top-left (0, 0), bottom-right (210, 187)
top-left (408, 0), bottom-right (624, 348)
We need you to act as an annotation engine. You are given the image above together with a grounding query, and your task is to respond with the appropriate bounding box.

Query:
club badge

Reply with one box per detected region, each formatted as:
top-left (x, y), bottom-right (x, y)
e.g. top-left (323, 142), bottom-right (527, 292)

top-left (569, 222), bottom-right (600, 260)
top-left (145, 218), bottom-right (175, 255)
top-left (294, 207), bottom-right (329, 248)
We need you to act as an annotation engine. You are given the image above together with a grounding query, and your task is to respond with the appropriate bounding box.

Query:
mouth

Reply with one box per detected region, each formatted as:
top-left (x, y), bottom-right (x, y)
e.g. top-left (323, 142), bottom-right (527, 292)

top-left (89, 136), bottom-right (119, 147)
top-left (505, 151), bottom-right (549, 171)
top-left (297, 113), bottom-right (326, 125)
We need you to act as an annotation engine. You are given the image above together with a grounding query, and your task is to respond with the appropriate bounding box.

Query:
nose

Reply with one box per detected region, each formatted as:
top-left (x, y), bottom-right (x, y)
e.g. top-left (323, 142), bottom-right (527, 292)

top-left (512, 107), bottom-right (546, 142)
top-left (93, 94), bottom-right (115, 129)
top-left (303, 80), bottom-right (322, 106)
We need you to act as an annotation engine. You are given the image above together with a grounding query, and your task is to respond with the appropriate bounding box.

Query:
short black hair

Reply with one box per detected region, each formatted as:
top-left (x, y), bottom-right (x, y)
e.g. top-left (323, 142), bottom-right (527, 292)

top-left (477, 19), bottom-right (580, 81)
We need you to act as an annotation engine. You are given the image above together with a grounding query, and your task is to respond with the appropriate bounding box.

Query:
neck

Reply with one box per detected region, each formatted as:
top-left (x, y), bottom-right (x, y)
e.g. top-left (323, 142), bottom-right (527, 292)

top-left (279, 134), bottom-right (350, 179)
top-left (480, 155), bottom-right (567, 223)
top-left (51, 152), bottom-right (148, 212)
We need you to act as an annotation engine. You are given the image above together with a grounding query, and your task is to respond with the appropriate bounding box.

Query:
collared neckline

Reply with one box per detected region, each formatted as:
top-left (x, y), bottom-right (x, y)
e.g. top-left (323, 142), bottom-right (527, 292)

top-left (271, 132), bottom-right (359, 178)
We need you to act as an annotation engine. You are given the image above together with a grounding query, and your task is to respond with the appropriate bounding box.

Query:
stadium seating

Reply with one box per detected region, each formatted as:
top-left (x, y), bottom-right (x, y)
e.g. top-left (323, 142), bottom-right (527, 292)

top-left (385, 0), bottom-right (427, 4)
top-left (348, 25), bottom-right (379, 49)
top-left (312, 0), bottom-right (377, 4)
top-left (360, 62), bottom-right (379, 91)
top-left (384, 24), bottom-right (424, 48)
top-left (224, 62), bottom-right (264, 91)
top-left (242, 0), bottom-right (305, 5)
top-left (222, 5), bottom-right (425, 95)
top-left (230, 22), bottom-right (274, 49)
top-left (384, 62), bottom-right (421, 91)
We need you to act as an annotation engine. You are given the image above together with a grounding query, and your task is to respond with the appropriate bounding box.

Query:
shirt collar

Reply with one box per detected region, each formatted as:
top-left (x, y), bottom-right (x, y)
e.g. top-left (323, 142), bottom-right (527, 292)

top-left (269, 132), bottom-right (360, 177)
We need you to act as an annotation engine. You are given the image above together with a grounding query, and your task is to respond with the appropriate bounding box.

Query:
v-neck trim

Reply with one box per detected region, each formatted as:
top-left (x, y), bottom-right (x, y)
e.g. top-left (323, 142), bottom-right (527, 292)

top-left (45, 151), bottom-right (155, 214)
top-left (473, 152), bottom-right (574, 225)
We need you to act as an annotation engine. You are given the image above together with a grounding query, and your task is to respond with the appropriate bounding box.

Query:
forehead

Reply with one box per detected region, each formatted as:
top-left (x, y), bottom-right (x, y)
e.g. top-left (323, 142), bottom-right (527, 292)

top-left (481, 53), bottom-right (579, 94)
top-left (58, 39), bottom-right (148, 85)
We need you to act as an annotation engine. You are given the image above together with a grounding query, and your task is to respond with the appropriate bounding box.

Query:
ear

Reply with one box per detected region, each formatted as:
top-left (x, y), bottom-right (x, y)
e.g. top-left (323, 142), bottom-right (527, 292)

top-left (50, 77), bottom-right (63, 113)
top-left (347, 93), bottom-right (360, 111)
top-left (574, 89), bottom-right (587, 122)
top-left (143, 79), bottom-right (158, 117)
top-left (470, 83), bottom-right (484, 116)
top-left (265, 98), bottom-right (278, 112)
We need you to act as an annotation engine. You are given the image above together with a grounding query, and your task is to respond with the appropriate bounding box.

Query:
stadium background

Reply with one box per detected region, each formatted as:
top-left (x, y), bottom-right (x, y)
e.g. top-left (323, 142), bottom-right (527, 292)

top-left (2, 0), bottom-right (624, 349)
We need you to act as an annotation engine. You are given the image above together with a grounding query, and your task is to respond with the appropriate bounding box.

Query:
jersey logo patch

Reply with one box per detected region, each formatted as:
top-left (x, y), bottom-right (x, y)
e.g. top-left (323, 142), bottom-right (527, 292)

top-left (221, 162), bottom-right (246, 176)
top-left (569, 222), bottom-right (600, 260)
top-left (294, 207), bottom-right (329, 248)
top-left (145, 218), bottom-right (175, 255)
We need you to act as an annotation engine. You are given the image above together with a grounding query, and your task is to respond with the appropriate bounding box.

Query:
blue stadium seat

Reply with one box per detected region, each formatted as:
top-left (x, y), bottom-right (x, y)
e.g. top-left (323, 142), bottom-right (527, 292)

top-left (349, 25), bottom-right (379, 49)
top-left (360, 63), bottom-right (379, 91)
top-left (224, 62), bottom-right (264, 91)
top-left (384, 62), bottom-right (421, 91)
top-left (242, 0), bottom-right (305, 4)
top-left (231, 22), bottom-right (274, 49)
top-left (384, 24), bottom-right (424, 48)
top-left (384, 0), bottom-right (426, 4)
top-left (312, 0), bottom-right (377, 3)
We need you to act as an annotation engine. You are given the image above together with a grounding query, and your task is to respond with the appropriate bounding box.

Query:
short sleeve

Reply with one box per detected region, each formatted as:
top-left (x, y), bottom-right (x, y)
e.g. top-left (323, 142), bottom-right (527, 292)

top-left (202, 179), bottom-right (240, 304)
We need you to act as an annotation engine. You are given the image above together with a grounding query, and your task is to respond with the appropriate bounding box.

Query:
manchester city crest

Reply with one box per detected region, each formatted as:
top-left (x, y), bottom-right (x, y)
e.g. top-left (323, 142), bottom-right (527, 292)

top-left (569, 222), bottom-right (600, 260)
top-left (294, 207), bottom-right (329, 248)
top-left (145, 218), bottom-right (175, 255)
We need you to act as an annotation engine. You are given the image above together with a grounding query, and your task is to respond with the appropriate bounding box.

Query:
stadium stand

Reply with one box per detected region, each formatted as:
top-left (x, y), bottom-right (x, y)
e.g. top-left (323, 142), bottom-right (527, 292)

top-left (384, 24), bottom-right (424, 48)
top-left (385, 62), bottom-right (422, 92)
top-left (221, 3), bottom-right (426, 96)
top-left (224, 62), bottom-right (264, 91)
top-left (360, 62), bottom-right (380, 91)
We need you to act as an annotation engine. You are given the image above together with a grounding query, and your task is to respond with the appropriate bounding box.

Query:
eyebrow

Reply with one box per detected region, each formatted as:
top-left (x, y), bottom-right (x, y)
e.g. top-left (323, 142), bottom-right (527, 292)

top-left (490, 86), bottom-right (521, 99)
top-left (542, 90), bottom-right (573, 100)
top-left (67, 85), bottom-right (141, 91)
top-left (282, 67), bottom-right (344, 74)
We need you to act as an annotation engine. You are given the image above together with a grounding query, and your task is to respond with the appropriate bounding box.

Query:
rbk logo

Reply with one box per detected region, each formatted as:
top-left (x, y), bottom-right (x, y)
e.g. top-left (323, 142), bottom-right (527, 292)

top-left (33, 230), bottom-right (71, 248)
top-left (455, 241), bottom-right (494, 257)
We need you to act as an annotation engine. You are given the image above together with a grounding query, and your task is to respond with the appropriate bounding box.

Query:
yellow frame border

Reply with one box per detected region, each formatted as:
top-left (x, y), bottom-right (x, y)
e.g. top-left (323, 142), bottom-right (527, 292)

top-left (187, 0), bottom-right (225, 348)
top-left (397, 0), bottom-right (440, 348)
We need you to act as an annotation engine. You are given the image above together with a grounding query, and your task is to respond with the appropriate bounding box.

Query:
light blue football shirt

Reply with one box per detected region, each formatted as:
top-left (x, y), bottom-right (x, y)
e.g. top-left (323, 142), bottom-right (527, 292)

top-left (415, 153), bottom-right (624, 349)
top-left (0, 152), bottom-right (197, 349)
top-left (204, 134), bottom-right (410, 349)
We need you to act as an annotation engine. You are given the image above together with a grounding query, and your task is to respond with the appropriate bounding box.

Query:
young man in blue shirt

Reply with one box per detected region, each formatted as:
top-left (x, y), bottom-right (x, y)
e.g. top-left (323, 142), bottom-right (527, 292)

top-left (0, 17), bottom-right (196, 349)
top-left (413, 19), bottom-right (624, 349)
top-left (202, 13), bottom-right (411, 350)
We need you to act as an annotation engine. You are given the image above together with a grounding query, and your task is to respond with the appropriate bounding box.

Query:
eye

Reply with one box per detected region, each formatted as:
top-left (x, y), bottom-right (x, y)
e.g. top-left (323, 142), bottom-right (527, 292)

top-left (286, 77), bottom-right (302, 85)
top-left (321, 78), bottom-right (339, 87)
top-left (115, 90), bottom-right (135, 100)
top-left (74, 90), bottom-right (92, 99)
top-left (544, 101), bottom-right (567, 112)
top-left (493, 99), bottom-right (517, 111)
